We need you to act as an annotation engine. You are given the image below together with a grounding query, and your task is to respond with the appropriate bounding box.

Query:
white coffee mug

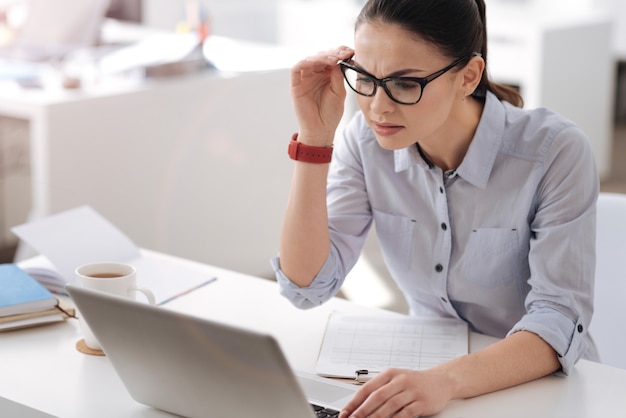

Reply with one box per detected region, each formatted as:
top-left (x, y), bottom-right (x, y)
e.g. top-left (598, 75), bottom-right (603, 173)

top-left (75, 262), bottom-right (155, 351)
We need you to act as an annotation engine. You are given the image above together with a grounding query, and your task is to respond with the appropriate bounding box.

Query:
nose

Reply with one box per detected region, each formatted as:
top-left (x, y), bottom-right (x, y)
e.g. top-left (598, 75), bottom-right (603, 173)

top-left (367, 85), bottom-right (395, 114)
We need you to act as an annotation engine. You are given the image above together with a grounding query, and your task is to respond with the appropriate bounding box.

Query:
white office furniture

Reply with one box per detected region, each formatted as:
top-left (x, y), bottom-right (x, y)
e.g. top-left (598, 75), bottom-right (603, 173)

top-left (2, 249), bottom-right (626, 417)
top-left (589, 192), bottom-right (626, 369)
top-left (0, 24), bottom-right (299, 277)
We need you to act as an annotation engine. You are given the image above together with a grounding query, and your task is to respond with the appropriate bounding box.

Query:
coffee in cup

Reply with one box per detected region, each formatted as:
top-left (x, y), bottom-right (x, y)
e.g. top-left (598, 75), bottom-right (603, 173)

top-left (74, 262), bottom-right (155, 352)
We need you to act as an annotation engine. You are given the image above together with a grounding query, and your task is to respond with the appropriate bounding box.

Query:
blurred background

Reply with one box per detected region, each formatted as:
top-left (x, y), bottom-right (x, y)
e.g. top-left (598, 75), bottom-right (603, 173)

top-left (0, 0), bottom-right (624, 312)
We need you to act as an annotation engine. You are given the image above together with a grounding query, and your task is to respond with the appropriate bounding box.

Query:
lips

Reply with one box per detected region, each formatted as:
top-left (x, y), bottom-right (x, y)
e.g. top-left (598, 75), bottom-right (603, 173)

top-left (372, 121), bottom-right (404, 137)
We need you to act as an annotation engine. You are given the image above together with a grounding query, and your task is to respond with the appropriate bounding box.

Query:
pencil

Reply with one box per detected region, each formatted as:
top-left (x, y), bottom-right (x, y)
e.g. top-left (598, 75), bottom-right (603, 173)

top-left (158, 277), bottom-right (218, 305)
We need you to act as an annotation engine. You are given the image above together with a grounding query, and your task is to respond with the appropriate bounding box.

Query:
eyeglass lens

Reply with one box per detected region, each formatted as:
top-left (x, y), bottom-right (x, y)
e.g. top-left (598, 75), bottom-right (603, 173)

top-left (342, 68), bottom-right (423, 104)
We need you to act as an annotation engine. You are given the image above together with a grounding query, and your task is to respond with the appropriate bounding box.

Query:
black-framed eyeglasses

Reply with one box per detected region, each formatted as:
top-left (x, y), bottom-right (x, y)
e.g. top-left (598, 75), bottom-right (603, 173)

top-left (339, 54), bottom-right (475, 105)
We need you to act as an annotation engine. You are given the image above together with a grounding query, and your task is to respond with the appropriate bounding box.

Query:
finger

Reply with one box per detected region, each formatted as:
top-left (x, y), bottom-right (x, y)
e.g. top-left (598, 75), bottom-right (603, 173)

top-left (374, 394), bottom-right (423, 418)
top-left (308, 46), bottom-right (354, 64)
top-left (338, 380), bottom-right (384, 417)
top-left (396, 400), bottom-right (423, 418)
top-left (291, 47), bottom-right (354, 76)
top-left (351, 385), bottom-right (406, 418)
top-left (341, 376), bottom-right (405, 418)
top-left (290, 60), bottom-right (334, 90)
top-left (290, 49), bottom-right (354, 95)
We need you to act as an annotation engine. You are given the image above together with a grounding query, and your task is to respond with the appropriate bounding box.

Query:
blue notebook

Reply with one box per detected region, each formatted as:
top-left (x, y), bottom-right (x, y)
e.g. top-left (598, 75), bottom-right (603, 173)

top-left (0, 264), bottom-right (58, 317)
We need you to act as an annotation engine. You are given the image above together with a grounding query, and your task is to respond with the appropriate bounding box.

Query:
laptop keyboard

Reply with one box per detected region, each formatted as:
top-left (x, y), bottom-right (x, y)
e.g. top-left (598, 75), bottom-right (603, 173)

top-left (311, 403), bottom-right (340, 417)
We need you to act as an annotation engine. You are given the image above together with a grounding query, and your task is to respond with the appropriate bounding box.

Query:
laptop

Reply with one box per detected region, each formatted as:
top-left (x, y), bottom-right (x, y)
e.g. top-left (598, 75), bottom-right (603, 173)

top-left (66, 285), bottom-right (358, 418)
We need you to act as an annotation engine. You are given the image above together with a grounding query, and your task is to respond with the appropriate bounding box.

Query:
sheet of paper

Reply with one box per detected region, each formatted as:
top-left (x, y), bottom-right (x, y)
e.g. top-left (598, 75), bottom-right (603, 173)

top-left (11, 206), bottom-right (215, 304)
top-left (99, 32), bottom-right (200, 75)
top-left (11, 206), bottom-right (140, 284)
top-left (131, 256), bottom-right (217, 305)
top-left (316, 312), bottom-right (468, 379)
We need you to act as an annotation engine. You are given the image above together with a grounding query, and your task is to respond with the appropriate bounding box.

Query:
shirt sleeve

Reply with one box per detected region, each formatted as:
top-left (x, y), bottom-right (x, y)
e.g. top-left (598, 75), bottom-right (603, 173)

top-left (272, 114), bottom-right (374, 309)
top-left (507, 125), bottom-right (599, 375)
top-left (271, 251), bottom-right (342, 309)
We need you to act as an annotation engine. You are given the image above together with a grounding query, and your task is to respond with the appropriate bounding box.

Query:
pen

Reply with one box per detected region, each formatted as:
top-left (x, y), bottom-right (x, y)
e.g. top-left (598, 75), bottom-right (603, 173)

top-left (354, 369), bottom-right (381, 384)
top-left (158, 277), bottom-right (218, 305)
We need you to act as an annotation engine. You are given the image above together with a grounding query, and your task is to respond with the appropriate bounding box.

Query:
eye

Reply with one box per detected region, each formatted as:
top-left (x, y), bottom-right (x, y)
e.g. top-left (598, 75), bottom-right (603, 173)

top-left (356, 75), bottom-right (375, 85)
top-left (391, 78), bottom-right (421, 91)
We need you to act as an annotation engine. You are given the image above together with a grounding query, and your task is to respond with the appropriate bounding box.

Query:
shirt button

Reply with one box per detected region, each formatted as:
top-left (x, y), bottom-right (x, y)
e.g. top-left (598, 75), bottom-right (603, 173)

top-left (441, 297), bottom-right (448, 303)
top-left (435, 263), bottom-right (443, 273)
top-left (441, 223), bottom-right (447, 231)
top-left (439, 186), bottom-right (444, 194)
top-left (577, 324), bottom-right (584, 333)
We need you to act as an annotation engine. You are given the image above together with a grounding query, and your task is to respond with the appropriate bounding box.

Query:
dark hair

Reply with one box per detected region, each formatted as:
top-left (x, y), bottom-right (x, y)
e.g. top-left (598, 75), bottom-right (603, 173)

top-left (356, 0), bottom-right (523, 107)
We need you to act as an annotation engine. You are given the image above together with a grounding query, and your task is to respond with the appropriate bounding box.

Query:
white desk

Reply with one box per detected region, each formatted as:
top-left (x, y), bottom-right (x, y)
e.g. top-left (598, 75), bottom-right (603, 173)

top-left (2, 249), bottom-right (626, 417)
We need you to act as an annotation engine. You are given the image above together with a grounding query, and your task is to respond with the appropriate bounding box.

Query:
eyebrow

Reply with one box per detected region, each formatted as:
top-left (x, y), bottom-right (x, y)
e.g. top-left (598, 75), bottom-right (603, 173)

top-left (351, 61), bottom-right (426, 78)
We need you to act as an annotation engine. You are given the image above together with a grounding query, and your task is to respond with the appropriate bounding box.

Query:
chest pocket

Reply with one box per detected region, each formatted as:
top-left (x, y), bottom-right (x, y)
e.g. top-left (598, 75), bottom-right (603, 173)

top-left (373, 210), bottom-right (416, 272)
top-left (465, 228), bottom-right (524, 286)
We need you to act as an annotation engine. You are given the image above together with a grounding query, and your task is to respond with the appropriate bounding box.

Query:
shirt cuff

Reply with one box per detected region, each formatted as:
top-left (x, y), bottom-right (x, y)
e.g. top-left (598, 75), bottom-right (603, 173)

top-left (270, 255), bottom-right (343, 309)
top-left (508, 307), bottom-right (587, 376)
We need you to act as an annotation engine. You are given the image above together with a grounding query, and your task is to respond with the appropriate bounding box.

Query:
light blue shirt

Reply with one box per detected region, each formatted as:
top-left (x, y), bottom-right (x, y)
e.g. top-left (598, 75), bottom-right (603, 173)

top-left (272, 91), bottom-right (599, 374)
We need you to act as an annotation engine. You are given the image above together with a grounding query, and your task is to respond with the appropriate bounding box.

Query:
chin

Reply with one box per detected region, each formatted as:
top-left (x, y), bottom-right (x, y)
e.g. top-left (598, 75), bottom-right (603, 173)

top-left (374, 135), bottom-right (415, 151)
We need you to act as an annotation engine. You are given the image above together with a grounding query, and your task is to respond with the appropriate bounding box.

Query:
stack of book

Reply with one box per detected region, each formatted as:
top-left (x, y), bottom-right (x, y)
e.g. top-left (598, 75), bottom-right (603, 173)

top-left (0, 263), bottom-right (75, 331)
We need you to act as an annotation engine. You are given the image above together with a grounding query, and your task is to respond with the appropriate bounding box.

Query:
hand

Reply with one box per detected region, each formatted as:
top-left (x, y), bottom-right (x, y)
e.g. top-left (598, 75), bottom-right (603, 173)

top-left (338, 368), bottom-right (454, 418)
top-left (290, 46), bottom-right (354, 146)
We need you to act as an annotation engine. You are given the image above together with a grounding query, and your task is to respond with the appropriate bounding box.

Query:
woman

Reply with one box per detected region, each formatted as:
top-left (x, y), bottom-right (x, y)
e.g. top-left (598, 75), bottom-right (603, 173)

top-left (272, 0), bottom-right (599, 416)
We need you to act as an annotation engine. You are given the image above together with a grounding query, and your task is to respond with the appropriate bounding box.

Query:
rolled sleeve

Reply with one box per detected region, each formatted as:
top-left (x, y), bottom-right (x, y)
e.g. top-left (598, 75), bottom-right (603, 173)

top-left (508, 307), bottom-right (587, 375)
top-left (270, 254), bottom-right (344, 309)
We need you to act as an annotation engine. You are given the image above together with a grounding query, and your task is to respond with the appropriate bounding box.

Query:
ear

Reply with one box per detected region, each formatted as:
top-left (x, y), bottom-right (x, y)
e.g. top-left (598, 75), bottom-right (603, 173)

top-left (460, 55), bottom-right (485, 96)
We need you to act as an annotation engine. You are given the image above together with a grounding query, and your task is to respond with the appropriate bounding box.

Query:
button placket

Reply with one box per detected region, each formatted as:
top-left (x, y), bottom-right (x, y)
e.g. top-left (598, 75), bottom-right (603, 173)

top-left (435, 181), bottom-right (453, 310)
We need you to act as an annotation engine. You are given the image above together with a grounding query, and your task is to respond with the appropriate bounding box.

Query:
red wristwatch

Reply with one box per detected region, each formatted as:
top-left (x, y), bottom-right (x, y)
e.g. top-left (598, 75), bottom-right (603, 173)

top-left (287, 133), bottom-right (333, 164)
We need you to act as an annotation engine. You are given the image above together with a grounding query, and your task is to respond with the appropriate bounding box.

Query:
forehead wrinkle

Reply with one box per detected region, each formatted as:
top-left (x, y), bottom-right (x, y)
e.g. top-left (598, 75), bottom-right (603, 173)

top-left (351, 58), bottom-right (427, 78)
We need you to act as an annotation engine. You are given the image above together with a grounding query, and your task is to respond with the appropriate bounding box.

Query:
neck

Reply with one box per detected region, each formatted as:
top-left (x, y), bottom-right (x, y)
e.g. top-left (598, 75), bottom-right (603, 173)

top-left (419, 97), bottom-right (484, 172)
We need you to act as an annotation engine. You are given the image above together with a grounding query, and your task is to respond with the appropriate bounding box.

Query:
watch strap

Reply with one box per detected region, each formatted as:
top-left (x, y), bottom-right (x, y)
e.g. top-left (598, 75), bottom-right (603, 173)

top-left (287, 133), bottom-right (333, 164)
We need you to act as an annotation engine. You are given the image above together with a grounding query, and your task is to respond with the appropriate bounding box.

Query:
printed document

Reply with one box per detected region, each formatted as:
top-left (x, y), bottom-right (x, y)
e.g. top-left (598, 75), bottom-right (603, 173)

top-left (316, 312), bottom-right (468, 379)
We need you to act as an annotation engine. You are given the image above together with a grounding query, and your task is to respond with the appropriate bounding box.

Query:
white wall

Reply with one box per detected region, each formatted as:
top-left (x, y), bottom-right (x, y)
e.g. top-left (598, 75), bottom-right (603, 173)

top-left (606, 0), bottom-right (626, 58)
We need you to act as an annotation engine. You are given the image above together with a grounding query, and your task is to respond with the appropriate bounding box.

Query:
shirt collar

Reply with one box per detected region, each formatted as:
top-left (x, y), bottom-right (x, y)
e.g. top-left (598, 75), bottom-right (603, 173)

top-left (394, 140), bottom-right (430, 171)
top-left (456, 91), bottom-right (505, 189)
top-left (393, 91), bottom-right (505, 189)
